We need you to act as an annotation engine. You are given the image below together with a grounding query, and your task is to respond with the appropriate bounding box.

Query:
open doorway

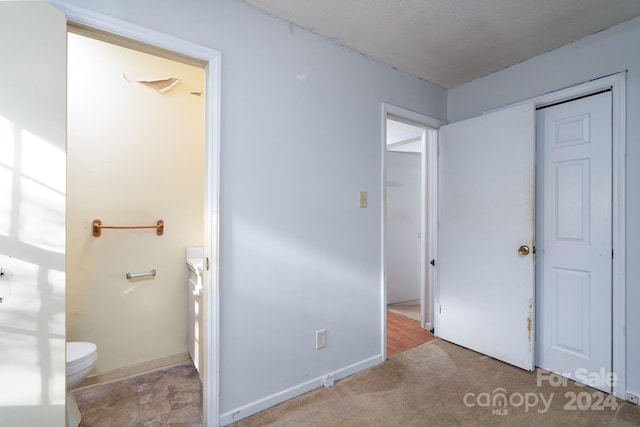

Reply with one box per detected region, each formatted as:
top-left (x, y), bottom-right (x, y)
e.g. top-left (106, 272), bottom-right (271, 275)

top-left (385, 118), bottom-right (423, 316)
top-left (384, 114), bottom-right (435, 357)
top-left (66, 28), bottom-right (208, 423)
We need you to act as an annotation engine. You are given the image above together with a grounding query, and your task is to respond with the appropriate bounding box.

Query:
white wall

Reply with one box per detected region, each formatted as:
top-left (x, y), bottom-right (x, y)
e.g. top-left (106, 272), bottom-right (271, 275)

top-left (66, 34), bottom-right (204, 374)
top-left (385, 151), bottom-right (422, 304)
top-left (448, 16), bottom-right (640, 398)
top-left (55, 0), bottom-right (447, 422)
top-left (0, 3), bottom-right (66, 425)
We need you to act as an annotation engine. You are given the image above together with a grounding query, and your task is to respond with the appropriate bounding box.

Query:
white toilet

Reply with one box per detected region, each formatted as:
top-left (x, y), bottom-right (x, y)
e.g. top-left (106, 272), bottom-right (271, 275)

top-left (66, 342), bottom-right (97, 427)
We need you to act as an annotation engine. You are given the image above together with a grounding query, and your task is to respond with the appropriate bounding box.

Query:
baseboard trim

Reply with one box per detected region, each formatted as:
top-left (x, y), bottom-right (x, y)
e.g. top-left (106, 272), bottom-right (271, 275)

top-left (76, 352), bottom-right (191, 389)
top-left (219, 354), bottom-right (384, 426)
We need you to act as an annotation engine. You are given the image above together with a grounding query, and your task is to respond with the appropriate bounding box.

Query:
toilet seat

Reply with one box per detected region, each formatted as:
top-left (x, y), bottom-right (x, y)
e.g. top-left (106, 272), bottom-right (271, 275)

top-left (66, 342), bottom-right (97, 373)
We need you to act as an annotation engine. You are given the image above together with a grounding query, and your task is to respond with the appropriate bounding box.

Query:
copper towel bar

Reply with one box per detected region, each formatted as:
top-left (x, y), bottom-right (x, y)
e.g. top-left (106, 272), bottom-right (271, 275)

top-left (92, 219), bottom-right (164, 237)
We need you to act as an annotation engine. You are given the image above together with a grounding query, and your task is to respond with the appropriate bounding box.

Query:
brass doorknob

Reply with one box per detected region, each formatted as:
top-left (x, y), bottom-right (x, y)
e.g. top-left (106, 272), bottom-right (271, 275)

top-left (518, 245), bottom-right (530, 256)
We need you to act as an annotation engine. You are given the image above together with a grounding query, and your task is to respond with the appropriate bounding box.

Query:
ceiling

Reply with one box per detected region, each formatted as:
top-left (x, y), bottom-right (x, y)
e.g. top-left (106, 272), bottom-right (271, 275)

top-left (244, 0), bottom-right (640, 88)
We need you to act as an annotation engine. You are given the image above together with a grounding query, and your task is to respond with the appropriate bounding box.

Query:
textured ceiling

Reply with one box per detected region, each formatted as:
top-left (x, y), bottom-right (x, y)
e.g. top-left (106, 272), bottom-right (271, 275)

top-left (244, 0), bottom-right (640, 88)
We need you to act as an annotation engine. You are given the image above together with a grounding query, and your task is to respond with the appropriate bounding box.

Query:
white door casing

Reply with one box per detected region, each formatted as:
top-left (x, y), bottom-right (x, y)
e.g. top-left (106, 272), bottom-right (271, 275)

top-left (536, 92), bottom-right (613, 393)
top-left (438, 103), bottom-right (536, 371)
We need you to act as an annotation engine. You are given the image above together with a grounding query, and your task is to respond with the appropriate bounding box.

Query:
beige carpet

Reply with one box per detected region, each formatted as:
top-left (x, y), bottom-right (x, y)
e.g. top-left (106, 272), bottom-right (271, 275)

top-left (387, 300), bottom-right (421, 322)
top-left (231, 339), bottom-right (640, 426)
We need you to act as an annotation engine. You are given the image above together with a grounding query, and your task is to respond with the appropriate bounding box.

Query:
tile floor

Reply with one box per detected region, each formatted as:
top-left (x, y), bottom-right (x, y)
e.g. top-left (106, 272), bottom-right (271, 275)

top-left (74, 362), bottom-right (203, 427)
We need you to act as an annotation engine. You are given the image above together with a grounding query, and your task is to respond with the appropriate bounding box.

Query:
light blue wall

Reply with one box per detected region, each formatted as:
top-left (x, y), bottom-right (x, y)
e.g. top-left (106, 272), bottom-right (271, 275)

top-left (55, 0), bottom-right (447, 422)
top-left (449, 16), bottom-right (640, 398)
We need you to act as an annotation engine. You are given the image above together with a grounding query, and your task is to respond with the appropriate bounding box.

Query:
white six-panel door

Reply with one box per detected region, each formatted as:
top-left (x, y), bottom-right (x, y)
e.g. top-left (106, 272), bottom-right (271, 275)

top-left (438, 103), bottom-right (535, 371)
top-left (536, 92), bottom-right (612, 392)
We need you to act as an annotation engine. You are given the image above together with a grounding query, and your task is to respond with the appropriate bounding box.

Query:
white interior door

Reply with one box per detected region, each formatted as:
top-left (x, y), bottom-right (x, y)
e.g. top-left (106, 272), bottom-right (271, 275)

top-left (0, 3), bottom-right (67, 424)
top-left (438, 103), bottom-right (535, 371)
top-left (536, 92), bottom-right (612, 392)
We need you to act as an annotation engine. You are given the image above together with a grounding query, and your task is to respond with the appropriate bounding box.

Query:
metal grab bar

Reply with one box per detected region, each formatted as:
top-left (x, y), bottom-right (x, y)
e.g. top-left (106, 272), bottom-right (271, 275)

top-left (126, 269), bottom-right (157, 280)
top-left (93, 219), bottom-right (164, 237)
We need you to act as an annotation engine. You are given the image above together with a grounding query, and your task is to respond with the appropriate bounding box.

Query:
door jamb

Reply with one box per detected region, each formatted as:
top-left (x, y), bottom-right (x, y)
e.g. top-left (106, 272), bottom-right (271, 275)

top-left (49, 1), bottom-right (222, 424)
top-left (491, 72), bottom-right (626, 399)
top-left (381, 103), bottom-right (444, 358)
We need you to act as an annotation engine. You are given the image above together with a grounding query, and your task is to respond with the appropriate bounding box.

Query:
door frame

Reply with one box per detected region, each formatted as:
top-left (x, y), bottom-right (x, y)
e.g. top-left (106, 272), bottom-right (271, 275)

top-left (381, 103), bottom-right (443, 357)
top-left (50, 1), bottom-right (222, 424)
top-left (486, 72), bottom-right (627, 398)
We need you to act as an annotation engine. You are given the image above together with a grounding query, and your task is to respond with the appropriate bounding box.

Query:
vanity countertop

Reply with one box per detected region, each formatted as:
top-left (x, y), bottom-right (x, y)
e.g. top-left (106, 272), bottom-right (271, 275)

top-left (187, 258), bottom-right (203, 274)
top-left (186, 247), bottom-right (204, 275)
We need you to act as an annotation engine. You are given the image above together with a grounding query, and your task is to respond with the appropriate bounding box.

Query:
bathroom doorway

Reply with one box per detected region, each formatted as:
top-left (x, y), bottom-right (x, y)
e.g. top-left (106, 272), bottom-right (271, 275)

top-left (66, 27), bottom-right (207, 414)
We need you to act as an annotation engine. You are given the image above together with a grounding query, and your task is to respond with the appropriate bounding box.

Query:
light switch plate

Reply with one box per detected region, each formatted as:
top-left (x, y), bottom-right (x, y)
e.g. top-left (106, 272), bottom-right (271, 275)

top-left (359, 191), bottom-right (368, 208)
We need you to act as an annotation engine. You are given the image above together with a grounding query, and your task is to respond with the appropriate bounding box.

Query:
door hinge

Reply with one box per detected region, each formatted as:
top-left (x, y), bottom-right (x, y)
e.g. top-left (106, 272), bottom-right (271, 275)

top-left (430, 259), bottom-right (436, 266)
top-left (612, 249), bottom-right (614, 259)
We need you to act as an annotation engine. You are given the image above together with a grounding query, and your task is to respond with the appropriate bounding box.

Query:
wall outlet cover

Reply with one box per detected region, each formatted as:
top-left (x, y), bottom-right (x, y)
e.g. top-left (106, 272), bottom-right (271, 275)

top-left (323, 374), bottom-right (334, 388)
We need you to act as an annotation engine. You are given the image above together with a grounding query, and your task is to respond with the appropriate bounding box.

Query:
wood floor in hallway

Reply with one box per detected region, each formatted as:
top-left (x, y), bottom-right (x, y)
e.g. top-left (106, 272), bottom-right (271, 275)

top-left (386, 310), bottom-right (434, 357)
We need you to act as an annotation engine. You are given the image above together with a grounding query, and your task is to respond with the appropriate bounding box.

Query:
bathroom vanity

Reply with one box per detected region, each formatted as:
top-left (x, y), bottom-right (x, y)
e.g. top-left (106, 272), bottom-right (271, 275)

top-left (186, 247), bottom-right (203, 380)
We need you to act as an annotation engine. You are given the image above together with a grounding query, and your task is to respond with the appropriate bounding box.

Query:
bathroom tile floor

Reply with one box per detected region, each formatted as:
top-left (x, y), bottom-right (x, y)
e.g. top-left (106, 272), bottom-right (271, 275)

top-left (74, 362), bottom-right (203, 427)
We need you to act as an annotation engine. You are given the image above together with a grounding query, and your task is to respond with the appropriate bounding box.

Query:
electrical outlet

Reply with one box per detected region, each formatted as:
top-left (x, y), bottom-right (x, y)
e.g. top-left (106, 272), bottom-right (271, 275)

top-left (316, 329), bottom-right (327, 349)
top-left (323, 374), bottom-right (334, 388)
top-left (627, 393), bottom-right (639, 405)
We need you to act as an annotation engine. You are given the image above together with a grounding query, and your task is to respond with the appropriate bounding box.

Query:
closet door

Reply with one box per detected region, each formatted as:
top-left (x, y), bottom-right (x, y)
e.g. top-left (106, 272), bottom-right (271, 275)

top-left (536, 92), bottom-right (613, 392)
